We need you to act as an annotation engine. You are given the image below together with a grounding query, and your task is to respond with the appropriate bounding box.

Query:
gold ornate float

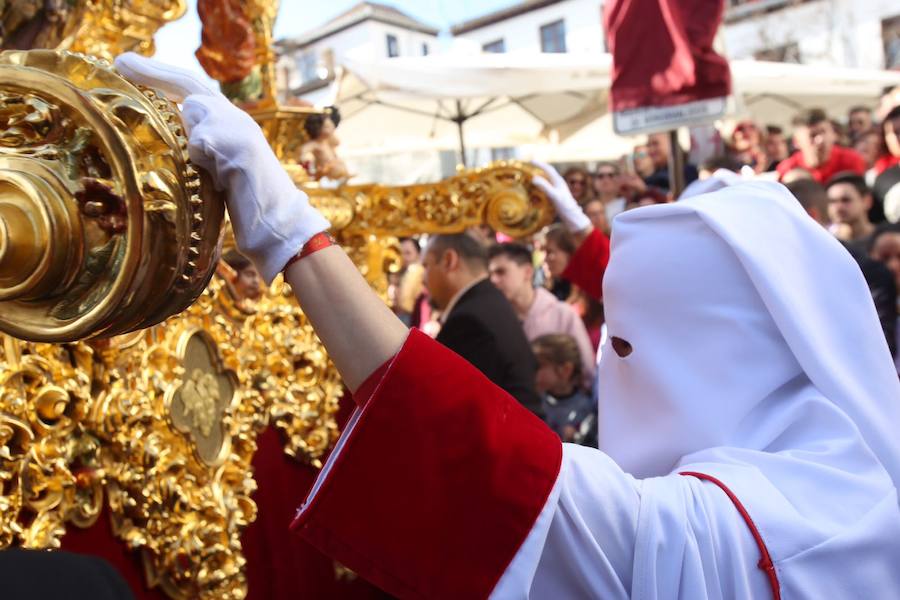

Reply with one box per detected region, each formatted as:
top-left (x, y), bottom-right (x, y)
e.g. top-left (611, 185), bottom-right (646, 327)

top-left (0, 2), bottom-right (556, 599)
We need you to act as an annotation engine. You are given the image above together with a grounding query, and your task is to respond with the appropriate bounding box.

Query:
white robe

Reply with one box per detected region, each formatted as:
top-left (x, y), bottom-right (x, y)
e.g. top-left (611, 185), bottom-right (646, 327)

top-left (496, 182), bottom-right (900, 598)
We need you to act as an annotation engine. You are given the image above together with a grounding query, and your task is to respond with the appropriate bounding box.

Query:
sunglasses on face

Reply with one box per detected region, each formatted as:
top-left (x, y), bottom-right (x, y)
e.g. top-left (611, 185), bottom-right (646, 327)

top-left (596, 172), bottom-right (617, 179)
top-left (567, 178), bottom-right (586, 186)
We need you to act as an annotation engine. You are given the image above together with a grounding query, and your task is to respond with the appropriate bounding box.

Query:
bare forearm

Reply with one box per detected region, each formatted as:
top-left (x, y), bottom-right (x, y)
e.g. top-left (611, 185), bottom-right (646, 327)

top-left (284, 246), bottom-right (409, 392)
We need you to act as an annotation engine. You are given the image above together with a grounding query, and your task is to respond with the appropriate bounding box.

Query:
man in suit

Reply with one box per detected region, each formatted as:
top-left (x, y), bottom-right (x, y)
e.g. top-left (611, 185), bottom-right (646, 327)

top-left (422, 233), bottom-right (542, 416)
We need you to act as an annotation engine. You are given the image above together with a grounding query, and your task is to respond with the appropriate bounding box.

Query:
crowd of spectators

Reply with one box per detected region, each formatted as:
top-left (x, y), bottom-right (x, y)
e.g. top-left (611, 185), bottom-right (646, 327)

top-left (385, 85), bottom-right (900, 446)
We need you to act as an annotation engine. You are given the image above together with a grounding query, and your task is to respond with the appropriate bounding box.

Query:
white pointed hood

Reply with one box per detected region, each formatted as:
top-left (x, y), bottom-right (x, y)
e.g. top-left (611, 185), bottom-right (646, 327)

top-left (597, 180), bottom-right (900, 491)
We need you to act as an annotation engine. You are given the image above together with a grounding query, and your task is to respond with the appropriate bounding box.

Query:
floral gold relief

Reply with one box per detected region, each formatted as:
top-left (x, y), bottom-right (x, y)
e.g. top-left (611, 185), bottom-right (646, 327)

top-left (0, 334), bottom-right (102, 549)
top-left (168, 329), bottom-right (238, 467)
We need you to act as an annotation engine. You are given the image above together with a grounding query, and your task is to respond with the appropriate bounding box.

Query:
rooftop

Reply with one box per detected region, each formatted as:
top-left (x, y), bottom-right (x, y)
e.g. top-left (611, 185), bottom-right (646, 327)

top-left (451, 0), bottom-right (566, 35)
top-left (276, 2), bottom-right (439, 52)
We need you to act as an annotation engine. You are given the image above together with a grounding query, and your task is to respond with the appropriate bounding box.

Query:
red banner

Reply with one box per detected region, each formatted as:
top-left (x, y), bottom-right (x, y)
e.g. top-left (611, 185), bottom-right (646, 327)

top-left (604, 0), bottom-right (731, 113)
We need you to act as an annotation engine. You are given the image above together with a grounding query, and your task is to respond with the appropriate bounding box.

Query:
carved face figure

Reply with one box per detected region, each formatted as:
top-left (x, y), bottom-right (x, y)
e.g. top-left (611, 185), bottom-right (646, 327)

top-left (234, 264), bottom-right (262, 301)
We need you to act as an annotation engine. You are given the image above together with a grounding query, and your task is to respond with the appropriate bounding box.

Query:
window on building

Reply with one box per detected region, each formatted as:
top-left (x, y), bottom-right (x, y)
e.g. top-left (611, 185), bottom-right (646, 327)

top-left (297, 51), bottom-right (318, 84)
top-left (482, 39), bottom-right (506, 53)
top-left (540, 20), bottom-right (566, 53)
top-left (883, 15), bottom-right (900, 70)
top-left (386, 34), bottom-right (399, 57)
top-left (422, 42), bottom-right (430, 56)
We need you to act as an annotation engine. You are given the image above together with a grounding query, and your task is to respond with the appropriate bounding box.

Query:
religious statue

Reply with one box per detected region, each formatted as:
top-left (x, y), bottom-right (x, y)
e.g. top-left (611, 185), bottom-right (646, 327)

top-left (300, 106), bottom-right (350, 182)
top-left (195, 0), bottom-right (260, 102)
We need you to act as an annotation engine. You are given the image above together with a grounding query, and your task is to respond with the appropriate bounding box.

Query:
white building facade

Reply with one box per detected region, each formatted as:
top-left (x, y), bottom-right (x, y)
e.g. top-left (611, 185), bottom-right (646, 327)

top-left (723, 0), bottom-right (900, 71)
top-left (275, 2), bottom-right (438, 106)
top-left (449, 0), bottom-right (899, 71)
top-left (277, 0), bottom-right (900, 108)
top-left (450, 0), bottom-right (605, 55)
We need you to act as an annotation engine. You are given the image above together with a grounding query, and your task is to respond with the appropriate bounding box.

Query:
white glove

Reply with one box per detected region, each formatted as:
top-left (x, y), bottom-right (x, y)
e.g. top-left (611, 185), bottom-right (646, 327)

top-left (531, 160), bottom-right (591, 234)
top-left (114, 53), bottom-right (331, 284)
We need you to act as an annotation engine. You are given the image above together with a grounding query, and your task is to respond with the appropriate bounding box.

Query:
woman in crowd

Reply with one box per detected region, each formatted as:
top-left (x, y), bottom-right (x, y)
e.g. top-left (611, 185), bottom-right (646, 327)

top-left (543, 224), bottom-right (578, 302)
top-left (561, 166), bottom-right (594, 205)
top-left (874, 105), bottom-right (900, 176)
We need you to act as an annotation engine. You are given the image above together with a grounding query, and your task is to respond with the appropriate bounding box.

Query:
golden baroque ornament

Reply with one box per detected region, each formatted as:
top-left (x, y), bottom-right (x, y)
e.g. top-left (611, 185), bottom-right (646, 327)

top-left (239, 278), bottom-right (343, 467)
top-left (0, 334), bottom-right (103, 549)
top-left (212, 266), bottom-right (343, 468)
top-left (0, 0), bottom-right (187, 61)
top-left (91, 277), bottom-right (263, 600)
top-left (306, 161), bottom-right (555, 240)
top-left (79, 267), bottom-right (343, 599)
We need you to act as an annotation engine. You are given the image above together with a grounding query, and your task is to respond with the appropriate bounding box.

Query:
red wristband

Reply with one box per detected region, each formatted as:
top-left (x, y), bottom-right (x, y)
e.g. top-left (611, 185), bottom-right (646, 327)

top-left (282, 232), bottom-right (336, 274)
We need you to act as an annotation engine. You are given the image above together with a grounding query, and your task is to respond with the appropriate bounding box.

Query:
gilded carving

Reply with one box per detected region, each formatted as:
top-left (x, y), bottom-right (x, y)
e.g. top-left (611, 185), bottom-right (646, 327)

top-left (307, 160), bottom-right (555, 244)
top-left (1, 1), bottom-right (186, 60)
top-left (93, 281), bottom-right (261, 600)
top-left (239, 278), bottom-right (343, 467)
top-left (0, 334), bottom-right (102, 549)
top-left (169, 329), bottom-right (237, 466)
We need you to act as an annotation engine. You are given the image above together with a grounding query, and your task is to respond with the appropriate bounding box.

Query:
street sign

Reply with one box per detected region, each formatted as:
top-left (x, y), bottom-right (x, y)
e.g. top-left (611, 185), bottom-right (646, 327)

top-left (612, 96), bottom-right (728, 135)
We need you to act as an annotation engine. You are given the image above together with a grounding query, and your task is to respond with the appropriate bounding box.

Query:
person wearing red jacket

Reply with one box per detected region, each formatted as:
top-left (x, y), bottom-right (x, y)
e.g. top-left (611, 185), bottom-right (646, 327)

top-left (777, 108), bottom-right (866, 183)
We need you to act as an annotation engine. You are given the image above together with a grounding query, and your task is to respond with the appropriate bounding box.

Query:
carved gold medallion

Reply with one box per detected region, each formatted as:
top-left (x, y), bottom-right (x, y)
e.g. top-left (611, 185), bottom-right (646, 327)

top-left (169, 330), bottom-right (237, 467)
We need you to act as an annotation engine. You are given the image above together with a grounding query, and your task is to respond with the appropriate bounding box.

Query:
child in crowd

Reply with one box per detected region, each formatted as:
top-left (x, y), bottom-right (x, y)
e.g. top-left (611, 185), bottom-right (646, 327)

top-left (532, 334), bottom-right (597, 446)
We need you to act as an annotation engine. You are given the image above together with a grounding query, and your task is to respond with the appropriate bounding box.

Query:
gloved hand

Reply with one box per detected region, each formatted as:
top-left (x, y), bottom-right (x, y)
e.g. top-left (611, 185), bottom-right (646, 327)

top-left (114, 53), bottom-right (331, 284)
top-left (531, 160), bottom-right (591, 234)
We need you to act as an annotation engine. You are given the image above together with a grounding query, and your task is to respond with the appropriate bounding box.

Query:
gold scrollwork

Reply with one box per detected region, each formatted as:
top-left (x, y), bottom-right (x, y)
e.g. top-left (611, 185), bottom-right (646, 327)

top-left (0, 334), bottom-right (102, 549)
top-left (306, 161), bottom-right (554, 241)
top-left (211, 270), bottom-right (344, 468)
top-left (62, 266), bottom-right (344, 599)
top-left (0, 1), bottom-right (187, 61)
top-left (68, 1), bottom-right (188, 61)
top-left (92, 282), bottom-right (261, 600)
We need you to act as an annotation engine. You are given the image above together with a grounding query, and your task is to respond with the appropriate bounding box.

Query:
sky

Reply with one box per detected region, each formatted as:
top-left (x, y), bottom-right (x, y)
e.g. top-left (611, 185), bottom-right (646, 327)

top-left (153, 0), bottom-right (521, 81)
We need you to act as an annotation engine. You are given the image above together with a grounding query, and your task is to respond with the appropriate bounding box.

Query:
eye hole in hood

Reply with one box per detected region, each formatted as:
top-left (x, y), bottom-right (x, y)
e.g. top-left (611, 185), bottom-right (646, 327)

top-left (611, 336), bottom-right (632, 358)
